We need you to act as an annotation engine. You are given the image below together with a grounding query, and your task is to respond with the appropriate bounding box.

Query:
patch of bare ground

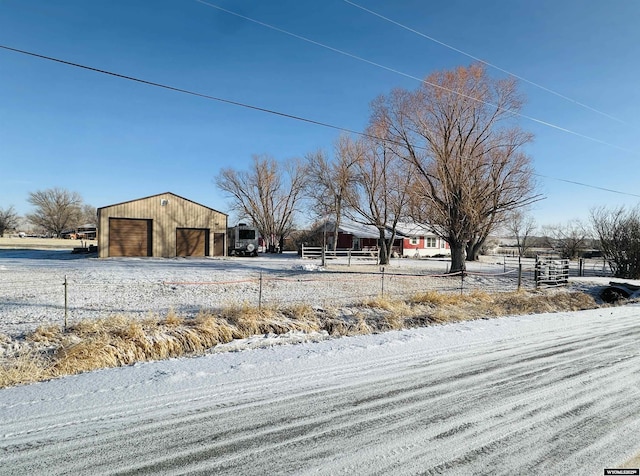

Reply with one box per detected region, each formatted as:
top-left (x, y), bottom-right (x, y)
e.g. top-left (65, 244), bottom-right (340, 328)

top-left (0, 289), bottom-right (600, 388)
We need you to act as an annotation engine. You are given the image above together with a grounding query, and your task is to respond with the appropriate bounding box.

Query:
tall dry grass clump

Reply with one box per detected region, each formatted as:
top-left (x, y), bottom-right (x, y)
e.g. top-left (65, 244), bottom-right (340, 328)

top-left (0, 352), bottom-right (51, 388)
top-left (0, 289), bottom-right (600, 389)
top-left (408, 289), bottom-right (597, 322)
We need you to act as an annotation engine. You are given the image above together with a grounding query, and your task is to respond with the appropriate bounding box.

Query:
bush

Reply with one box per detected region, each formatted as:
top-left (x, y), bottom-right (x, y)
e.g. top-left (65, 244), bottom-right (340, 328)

top-left (591, 206), bottom-right (640, 279)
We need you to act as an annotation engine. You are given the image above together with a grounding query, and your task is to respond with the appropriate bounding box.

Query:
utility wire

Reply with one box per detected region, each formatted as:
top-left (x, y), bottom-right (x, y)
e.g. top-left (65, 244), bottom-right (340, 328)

top-left (533, 173), bottom-right (640, 199)
top-left (343, 0), bottom-right (626, 125)
top-left (195, 0), bottom-right (632, 153)
top-left (0, 45), bottom-right (364, 138)
top-left (0, 44), bottom-right (638, 199)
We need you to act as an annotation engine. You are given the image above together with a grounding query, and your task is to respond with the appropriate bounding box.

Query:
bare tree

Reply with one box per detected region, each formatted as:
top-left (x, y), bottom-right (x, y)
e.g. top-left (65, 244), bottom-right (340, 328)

top-left (505, 209), bottom-right (537, 257)
top-left (542, 219), bottom-right (589, 259)
top-left (370, 64), bottom-right (540, 273)
top-left (80, 204), bottom-right (97, 225)
top-left (342, 135), bottom-right (412, 266)
top-left (216, 155), bottom-right (306, 252)
top-left (591, 206), bottom-right (640, 279)
top-left (0, 206), bottom-right (19, 237)
top-left (26, 188), bottom-right (83, 237)
top-left (304, 136), bottom-right (357, 250)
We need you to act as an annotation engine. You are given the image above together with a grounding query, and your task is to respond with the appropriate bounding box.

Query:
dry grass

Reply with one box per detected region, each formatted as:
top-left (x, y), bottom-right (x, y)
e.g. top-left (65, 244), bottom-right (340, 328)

top-left (0, 352), bottom-right (52, 388)
top-left (0, 289), bottom-right (600, 389)
top-left (410, 289), bottom-right (596, 321)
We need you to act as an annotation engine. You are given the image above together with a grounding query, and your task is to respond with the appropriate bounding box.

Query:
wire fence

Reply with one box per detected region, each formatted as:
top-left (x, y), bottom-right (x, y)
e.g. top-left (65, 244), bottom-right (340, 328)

top-left (0, 256), bottom-right (614, 336)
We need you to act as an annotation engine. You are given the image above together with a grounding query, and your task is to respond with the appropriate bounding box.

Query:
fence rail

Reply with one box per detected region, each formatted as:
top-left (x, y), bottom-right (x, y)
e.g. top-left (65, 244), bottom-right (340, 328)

top-left (496, 256), bottom-right (612, 279)
top-left (301, 245), bottom-right (380, 264)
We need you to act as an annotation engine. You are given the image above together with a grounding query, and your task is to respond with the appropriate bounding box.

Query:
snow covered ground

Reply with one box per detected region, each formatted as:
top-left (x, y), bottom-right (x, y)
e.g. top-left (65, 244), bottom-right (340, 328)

top-left (2, 249), bottom-right (639, 474)
top-left (1, 304), bottom-right (639, 474)
top-left (0, 249), bottom-right (531, 338)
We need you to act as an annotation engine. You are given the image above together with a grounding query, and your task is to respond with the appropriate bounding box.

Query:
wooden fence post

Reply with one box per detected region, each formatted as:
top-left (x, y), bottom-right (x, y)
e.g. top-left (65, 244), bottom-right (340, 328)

top-left (518, 262), bottom-right (522, 291)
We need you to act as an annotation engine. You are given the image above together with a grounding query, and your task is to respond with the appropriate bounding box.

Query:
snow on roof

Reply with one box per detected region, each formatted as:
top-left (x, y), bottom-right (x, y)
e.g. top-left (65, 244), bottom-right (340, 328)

top-left (320, 220), bottom-right (439, 239)
top-left (394, 222), bottom-right (431, 237)
top-left (336, 220), bottom-right (388, 239)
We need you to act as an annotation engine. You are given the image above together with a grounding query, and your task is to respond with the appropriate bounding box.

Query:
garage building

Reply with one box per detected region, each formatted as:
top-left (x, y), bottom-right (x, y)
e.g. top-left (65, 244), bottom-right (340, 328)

top-left (97, 192), bottom-right (227, 258)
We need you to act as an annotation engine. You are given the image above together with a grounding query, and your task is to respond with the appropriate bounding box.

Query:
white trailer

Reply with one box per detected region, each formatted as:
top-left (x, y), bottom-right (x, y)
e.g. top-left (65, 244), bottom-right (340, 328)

top-left (227, 224), bottom-right (260, 256)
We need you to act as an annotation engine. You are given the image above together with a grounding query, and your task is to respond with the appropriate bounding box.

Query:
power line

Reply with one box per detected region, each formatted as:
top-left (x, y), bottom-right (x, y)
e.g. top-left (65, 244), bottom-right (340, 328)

top-left (533, 174), bottom-right (640, 199)
top-left (195, 0), bottom-right (633, 154)
top-left (0, 45), bottom-right (365, 137)
top-left (1, 44), bottom-right (638, 200)
top-left (343, 0), bottom-right (627, 125)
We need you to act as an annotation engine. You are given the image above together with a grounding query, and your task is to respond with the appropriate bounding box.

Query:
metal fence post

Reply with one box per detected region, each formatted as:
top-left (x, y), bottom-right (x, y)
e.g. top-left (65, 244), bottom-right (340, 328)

top-left (64, 275), bottom-right (68, 329)
top-left (258, 271), bottom-right (263, 309)
top-left (380, 266), bottom-right (385, 297)
top-left (579, 258), bottom-right (584, 277)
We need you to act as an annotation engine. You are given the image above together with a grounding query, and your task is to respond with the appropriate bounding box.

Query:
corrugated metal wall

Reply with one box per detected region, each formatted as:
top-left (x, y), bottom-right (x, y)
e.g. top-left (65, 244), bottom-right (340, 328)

top-left (98, 193), bottom-right (227, 258)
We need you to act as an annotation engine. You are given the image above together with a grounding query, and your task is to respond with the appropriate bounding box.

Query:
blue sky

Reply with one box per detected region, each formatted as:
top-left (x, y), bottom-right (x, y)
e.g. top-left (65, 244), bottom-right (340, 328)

top-left (1, 0), bottom-right (639, 227)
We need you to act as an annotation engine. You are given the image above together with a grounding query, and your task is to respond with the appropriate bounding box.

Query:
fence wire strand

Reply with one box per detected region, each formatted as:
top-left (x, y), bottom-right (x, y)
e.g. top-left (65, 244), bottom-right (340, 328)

top-left (0, 256), bottom-right (613, 335)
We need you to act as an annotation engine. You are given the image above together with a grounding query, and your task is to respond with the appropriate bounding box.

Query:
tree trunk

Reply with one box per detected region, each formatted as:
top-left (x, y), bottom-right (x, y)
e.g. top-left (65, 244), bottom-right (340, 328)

top-left (449, 242), bottom-right (467, 274)
top-left (466, 237), bottom-right (485, 262)
top-left (378, 228), bottom-right (391, 265)
top-left (332, 220), bottom-right (339, 251)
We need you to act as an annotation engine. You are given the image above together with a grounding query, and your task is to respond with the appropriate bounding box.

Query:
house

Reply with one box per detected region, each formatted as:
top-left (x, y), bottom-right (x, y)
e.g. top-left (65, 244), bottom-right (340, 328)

top-left (61, 224), bottom-right (97, 240)
top-left (311, 220), bottom-right (403, 253)
top-left (394, 222), bottom-right (450, 258)
top-left (97, 192), bottom-right (228, 258)
top-left (306, 219), bottom-right (450, 258)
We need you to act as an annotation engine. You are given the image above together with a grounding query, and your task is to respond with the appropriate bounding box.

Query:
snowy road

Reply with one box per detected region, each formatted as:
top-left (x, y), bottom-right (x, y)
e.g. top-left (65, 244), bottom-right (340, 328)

top-left (1, 306), bottom-right (640, 475)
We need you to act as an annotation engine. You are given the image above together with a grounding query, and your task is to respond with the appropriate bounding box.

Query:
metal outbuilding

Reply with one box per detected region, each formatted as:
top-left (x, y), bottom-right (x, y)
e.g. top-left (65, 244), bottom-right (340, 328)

top-left (97, 192), bottom-right (227, 258)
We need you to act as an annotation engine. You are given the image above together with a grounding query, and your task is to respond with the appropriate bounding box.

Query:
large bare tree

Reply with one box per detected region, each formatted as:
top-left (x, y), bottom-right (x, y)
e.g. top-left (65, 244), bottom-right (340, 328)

top-left (304, 136), bottom-right (357, 251)
top-left (342, 135), bottom-right (412, 266)
top-left (369, 64), bottom-right (539, 273)
top-left (216, 155), bottom-right (306, 252)
top-left (26, 188), bottom-right (84, 237)
top-left (0, 206), bottom-right (19, 237)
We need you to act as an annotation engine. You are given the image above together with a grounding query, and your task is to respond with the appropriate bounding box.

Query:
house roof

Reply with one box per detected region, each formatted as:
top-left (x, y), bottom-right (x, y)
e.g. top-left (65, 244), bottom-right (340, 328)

top-left (394, 221), bottom-right (438, 238)
top-left (317, 219), bottom-right (391, 239)
top-left (338, 221), bottom-right (388, 239)
top-left (316, 219), bottom-right (440, 239)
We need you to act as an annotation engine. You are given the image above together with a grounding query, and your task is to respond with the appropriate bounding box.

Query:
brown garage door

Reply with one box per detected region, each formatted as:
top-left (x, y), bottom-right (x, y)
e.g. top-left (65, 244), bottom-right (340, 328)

top-left (213, 232), bottom-right (225, 257)
top-left (109, 218), bottom-right (152, 257)
top-left (176, 228), bottom-right (209, 257)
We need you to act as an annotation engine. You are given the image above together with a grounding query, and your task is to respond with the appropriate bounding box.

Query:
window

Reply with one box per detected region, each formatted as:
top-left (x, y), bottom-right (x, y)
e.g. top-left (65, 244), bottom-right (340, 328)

top-left (409, 237), bottom-right (419, 245)
top-left (425, 237), bottom-right (437, 248)
top-left (238, 229), bottom-right (256, 240)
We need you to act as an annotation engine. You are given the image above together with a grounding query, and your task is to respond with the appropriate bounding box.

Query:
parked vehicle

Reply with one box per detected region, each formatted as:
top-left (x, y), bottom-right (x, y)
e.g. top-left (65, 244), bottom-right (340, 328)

top-left (227, 224), bottom-right (260, 257)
